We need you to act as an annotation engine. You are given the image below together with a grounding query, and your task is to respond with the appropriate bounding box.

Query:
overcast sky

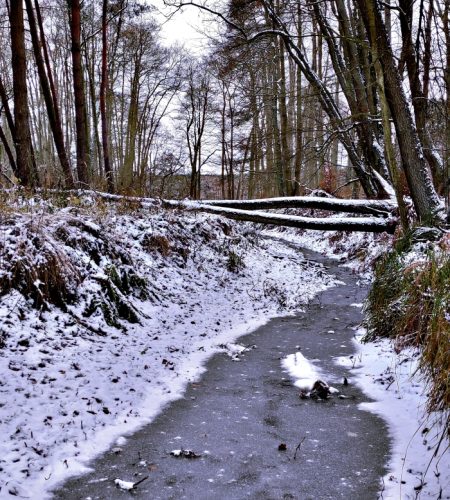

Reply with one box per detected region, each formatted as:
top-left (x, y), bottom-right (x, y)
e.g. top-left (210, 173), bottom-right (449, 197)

top-left (148, 2), bottom-right (212, 53)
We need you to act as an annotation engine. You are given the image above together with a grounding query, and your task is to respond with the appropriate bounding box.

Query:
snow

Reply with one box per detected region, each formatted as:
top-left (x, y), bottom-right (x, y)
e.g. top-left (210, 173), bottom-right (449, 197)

top-left (0, 201), bottom-right (448, 499)
top-left (265, 223), bottom-right (392, 274)
top-left (202, 195), bottom-right (397, 211)
top-left (114, 478), bottom-right (135, 490)
top-left (194, 204), bottom-right (396, 232)
top-left (282, 351), bottom-right (339, 396)
top-left (0, 206), bottom-right (336, 498)
top-left (282, 352), bottom-right (321, 391)
top-left (336, 331), bottom-right (449, 498)
top-left (218, 342), bottom-right (256, 361)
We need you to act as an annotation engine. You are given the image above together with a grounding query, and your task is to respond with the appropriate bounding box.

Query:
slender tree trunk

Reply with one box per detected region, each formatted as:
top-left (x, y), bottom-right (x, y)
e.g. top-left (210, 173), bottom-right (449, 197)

top-left (84, 39), bottom-right (103, 179)
top-left (293, 3), bottom-right (303, 195)
top-left (9, 0), bottom-right (37, 187)
top-left (0, 121), bottom-right (17, 175)
top-left (442, 0), bottom-right (450, 217)
top-left (398, 0), bottom-right (443, 192)
top-left (0, 77), bottom-right (16, 144)
top-left (26, 0), bottom-right (74, 188)
top-left (278, 38), bottom-right (290, 195)
top-left (373, 57), bottom-right (409, 230)
top-left (221, 86), bottom-right (226, 199)
top-left (100, 0), bottom-right (114, 192)
top-left (68, 0), bottom-right (89, 187)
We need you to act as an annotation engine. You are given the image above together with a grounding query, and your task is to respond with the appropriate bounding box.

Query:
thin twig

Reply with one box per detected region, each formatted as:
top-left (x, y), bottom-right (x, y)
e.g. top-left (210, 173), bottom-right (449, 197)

top-left (293, 436), bottom-right (306, 460)
top-left (133, 475), bottom-right (149, 488)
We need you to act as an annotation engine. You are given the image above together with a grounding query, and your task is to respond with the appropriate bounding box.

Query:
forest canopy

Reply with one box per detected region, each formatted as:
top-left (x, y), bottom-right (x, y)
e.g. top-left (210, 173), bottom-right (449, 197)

top-left (0, 0), bottom-right (449, 225)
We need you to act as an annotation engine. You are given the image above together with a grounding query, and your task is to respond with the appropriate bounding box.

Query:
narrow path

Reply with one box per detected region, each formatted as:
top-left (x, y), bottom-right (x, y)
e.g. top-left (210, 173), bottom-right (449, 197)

top-left (54, 248), bottom-right (390, 500)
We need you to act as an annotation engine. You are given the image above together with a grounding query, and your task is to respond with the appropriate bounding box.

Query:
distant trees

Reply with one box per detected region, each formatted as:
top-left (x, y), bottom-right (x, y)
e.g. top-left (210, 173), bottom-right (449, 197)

top-left (164, 0), bottom-right (447, 224)
top-left (0, 0), bottom-right (185, 193)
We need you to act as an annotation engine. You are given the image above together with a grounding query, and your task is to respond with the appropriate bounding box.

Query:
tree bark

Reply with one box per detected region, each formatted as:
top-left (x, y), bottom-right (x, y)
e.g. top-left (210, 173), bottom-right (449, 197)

top-left (68, 0), bottom-right (90, 187)
top-left (398, 0), bottom-right (444, 192)
top-left (0, 121), bottom-right (17, 175)
top-left (9, 0), bottom-right (37, 187)
top-left (356, 0), bottom-right (444, 224)
top-left (293, 3), bottom-right (303, 196)
top-left (100, 0), bottom-right (114, 192)
top-left (0, 76), bottom-right (16, 144)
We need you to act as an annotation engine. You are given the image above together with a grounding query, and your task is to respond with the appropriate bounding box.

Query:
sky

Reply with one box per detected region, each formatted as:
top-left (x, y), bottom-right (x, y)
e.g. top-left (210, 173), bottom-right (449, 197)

top-left (148, 1), bottom-right (212, 53)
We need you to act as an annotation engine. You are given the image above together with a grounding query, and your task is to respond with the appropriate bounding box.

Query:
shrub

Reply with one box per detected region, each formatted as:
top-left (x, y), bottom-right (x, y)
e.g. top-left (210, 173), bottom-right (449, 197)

top-left (0, 223), bottom-right (80, 309)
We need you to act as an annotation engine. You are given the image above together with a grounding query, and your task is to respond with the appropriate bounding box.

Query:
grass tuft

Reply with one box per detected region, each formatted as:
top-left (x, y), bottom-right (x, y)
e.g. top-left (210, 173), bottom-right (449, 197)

top-left (365, 241), bottom-right (450, 419)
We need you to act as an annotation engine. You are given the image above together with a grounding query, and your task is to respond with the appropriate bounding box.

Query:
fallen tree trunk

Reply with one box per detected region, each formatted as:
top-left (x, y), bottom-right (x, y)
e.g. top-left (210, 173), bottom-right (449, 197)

top-left (171, 202), bottom-right (397, 233)
top-left (200, 196), bottom-right (398, 216)
top-left (31, 189), bottom-right (398, 233)
top-left (42, 189), bottom-right (398, 216)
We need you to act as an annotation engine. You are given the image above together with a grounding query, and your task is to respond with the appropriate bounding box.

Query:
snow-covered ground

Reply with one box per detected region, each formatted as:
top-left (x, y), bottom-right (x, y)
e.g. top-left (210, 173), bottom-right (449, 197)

top-left (0, 203), bottom-right (448, 498)
top-left (0, 206), bottom-right (336, 498)
top-left (337, 327), bottom-right (449, 499)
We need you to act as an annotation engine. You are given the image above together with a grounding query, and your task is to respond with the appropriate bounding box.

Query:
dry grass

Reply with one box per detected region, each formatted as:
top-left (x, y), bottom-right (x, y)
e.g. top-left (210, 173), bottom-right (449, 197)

top-left (143, 234), bottom-right (171, 256)
top-left (0, 219), bottom-right (80, 309)
top-left (365, 246), bottom-right (450, 420)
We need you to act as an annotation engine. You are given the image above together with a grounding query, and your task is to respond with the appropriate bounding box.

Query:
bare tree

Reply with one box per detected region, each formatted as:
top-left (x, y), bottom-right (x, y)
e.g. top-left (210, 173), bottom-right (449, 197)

top-left (25, 0), bottom-right (74, 188)
top-left (182, 62), bottom-right (211, 199)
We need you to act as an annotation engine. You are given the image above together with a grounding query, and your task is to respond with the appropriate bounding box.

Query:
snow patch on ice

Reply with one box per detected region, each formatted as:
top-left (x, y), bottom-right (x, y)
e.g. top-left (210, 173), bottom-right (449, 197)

top-left (282, 352), bottom-right (321, 391)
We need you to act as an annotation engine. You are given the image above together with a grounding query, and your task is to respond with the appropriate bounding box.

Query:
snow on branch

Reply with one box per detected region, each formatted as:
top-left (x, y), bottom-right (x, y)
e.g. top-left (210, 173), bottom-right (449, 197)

top-left (174, 202), bottom-right (397, 233)
top-left (199, 196), bottom-right (398, 217)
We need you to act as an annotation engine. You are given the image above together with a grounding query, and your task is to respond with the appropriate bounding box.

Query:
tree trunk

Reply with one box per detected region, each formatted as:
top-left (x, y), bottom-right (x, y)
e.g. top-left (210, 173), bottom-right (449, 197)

top-left (166, 202), bottom-right (396, 234)
top-left (10, 0), bottom-right (37, 187)
top-left (261, 1), bottom-right (386, 198)
top-left (0, 76), bottom-right (16, 144)
top-left (442, 0), bottom-right (450, 218)
top-left (398, 0), bottom-right (444, 192)
top-left (26, 0), bottom-right (74, 188)
top-left (68, 0), bottom-right (90, 187)
top-left (356, 0), bottom-right (444, 224)
top-left (100, 0), bottom-right (114, 192)
top-left (0, 122), bottom-right (17, 175)
top-left (201, 195), bottom-right (397, 216)
top-left (278, 37), bottom-right (291, 195)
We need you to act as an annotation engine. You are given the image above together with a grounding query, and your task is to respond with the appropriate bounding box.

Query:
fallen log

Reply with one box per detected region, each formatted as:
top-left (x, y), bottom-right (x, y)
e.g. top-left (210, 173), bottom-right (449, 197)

top-left (41, 189), bottom-right (398, 218)
top-left (36, 189), bottom-right (397, 233)
top-left (187, 204), bottom-right (397, 233)
top-left (200, 196), bottom-right (398, 216)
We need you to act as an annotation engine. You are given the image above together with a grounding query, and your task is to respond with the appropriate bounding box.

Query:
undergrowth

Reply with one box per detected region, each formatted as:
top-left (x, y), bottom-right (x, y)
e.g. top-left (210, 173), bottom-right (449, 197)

top-left (365, 241), bottom-right (450, 419)
top-left (0, 201), bottom-right (256, 335)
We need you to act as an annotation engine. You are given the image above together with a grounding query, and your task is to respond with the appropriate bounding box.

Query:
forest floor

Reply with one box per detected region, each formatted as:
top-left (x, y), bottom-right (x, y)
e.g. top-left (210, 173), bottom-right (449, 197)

top-left (0, 199), bottom-right (448, 498)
